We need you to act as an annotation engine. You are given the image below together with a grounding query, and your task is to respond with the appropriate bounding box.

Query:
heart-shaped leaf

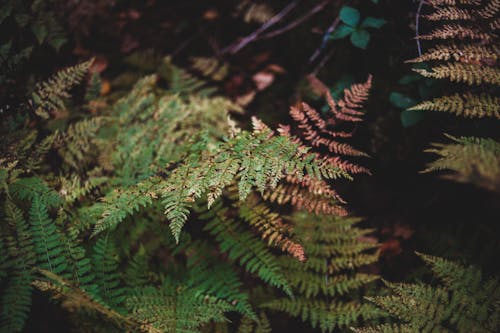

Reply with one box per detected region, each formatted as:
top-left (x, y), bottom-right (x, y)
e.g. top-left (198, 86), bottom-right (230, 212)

top-left (350, 29), bottom-right (370, 49)
top-left (339, 6), bottom-right (360, 26)
top-left (329, 24), bottom-right (355, 39)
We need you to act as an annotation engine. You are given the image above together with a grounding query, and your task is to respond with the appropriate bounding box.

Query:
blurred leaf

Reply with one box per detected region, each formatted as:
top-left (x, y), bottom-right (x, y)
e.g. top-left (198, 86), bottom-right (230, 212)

top-left (339, 6), bottom-right (360, 26)
top-left (361, 17), bottom-right (386, 29)
top-left (398, 74), bottom-right (421, 85)
top-left (389, 92), bottom-right (417, 109)
top-left (329, 24), bottom-right (355, 39)
top-left (49, 37), bottom-right (66, 51)
top-left (350, 29), bottom-right (370, 49)
top-left (32, 22), bottom-right (47, 44)
top-left (401, 109), bottom-right (425, 127)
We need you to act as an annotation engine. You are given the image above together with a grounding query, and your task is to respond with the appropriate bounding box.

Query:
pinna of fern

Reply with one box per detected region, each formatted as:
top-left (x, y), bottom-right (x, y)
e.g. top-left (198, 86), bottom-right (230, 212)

top-left (354, 252), bottom-right (500, 333)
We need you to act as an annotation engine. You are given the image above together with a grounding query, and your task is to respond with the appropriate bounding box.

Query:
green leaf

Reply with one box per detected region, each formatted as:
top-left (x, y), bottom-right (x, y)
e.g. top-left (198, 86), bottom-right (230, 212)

top-left (350, 29), bottom-right (370, 49)
top-left (389, 92), bottom-right (417, 109)
top-left (398, 74), bottom-right (421, 85)
top-left (401, 109), bottom-right (425, 127)
top-left (361, 17), bottom-right (386, 29)
top-left (31, 23), bottom-right (47, 44)
top-left (339, 6), bottom-right (360, 27)
top-left (330, 24), bottom-right (355, 39)
top-left (48, 37), bottom-right (67, 52)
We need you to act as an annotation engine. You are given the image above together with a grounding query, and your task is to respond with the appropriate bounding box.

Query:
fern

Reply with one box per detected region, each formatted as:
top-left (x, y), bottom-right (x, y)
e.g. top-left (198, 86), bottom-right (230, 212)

top-left (237, 312), bottom-right (272, 333)
top-left (92, 237), bottom-right (126, 309)
top-left (255, 75), bottom-right (372, 215)
top-left (0, 200), bottom-right (36, 333)
top-left (263, 213), bottom-right (381, 332)
top-left (355, 253), bottom-right (500, 333)
top-left (422, 135), bottom-right (500, 192)
top-left (409, 0), bottom-right (500, 189)
top-left (200, 202), bottom-right (292, 295)
top-left (410, 0), bottom-right (499, 118)
top-left (92, 125), bottom-right (346, 241)
top-left (31, 59), bottom-right (93, 119)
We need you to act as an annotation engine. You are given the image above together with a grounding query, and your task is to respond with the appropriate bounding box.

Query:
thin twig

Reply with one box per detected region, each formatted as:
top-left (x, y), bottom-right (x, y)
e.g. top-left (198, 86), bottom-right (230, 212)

top-left (308, 16), bottom-right (340, 64)
top-left (220, 0), bottom-right (301, 55)
top-left (257, 0), bottom-right (332, 40)
top-left (171, 33), bottom-right (198, 59)
top-left (311, 47), bottom-right (335, 76)
top-left (416, 0), bottom-right (425, 56)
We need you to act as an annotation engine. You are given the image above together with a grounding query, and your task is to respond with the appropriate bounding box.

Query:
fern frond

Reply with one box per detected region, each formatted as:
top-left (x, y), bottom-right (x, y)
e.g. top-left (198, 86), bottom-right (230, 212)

top-left (413, 63), bottom-right (500, 85)
top-left (34, 269), bottom-right (151, 332)
top-left (239, 198), bottom-right (305, 261)
top-left (56, 117), bottom-right (105, 170)
top-left (190, 57), bottom-right (229, 82)
top-left (93, 129), bottom-right (346, 241)
top-left (186, 242), bottom-right (256, 319)
top-left (1, 200), bottom-right (36, 333)
top-left (200, 203), bottom-right (291, 295)
top-left (407, 44), bottom-right (499, 64)
top-left (126, 280), bottom-right (230, 333)
top-left (92, 238), bottom-right (126, 309)
top-left (359, 254), bottom-right (500, 332)
top-left (29, 194), bottom-right (67, 275)
top-left (423, 135), bottom-right (500, 191)
top-left (408, 93), bottom-right (500, 118)
top-left (424, 6), bottom-right (474, 20)
top-left (237, 312), bottom-right (272, 333)
top-left (31, 59), bottom-right (93, 119)
top-left (417, 24), bottom-right (494, 41)
top-left (265, 213), bottom-right (380, 332)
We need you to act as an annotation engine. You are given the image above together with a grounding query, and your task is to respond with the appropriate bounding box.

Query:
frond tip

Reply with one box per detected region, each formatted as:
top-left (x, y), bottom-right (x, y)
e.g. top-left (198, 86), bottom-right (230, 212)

top-left (422, 135), bottom-right (500, 192)
top-left (357, 253), bottom-right (500, 332)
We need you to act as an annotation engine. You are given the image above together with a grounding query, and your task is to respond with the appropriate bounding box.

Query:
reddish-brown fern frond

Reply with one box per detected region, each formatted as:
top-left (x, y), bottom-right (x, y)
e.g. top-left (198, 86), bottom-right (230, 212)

top-left (262, 183), bottom-right (348, 216)
top-left (257, 75), bottom-right (372, 217)
top-left (239, 199), bottom-right (306, 261)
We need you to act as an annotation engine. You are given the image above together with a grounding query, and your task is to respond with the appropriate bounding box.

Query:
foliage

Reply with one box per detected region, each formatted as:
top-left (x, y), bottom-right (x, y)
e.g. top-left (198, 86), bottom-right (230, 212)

top-left (330, 6), bottom-right (386, 50)
top-left (0, 0), bottom-right (67, 83)
top-left (355, 253), bottom-right (500, 333)
top-left (423, 134), bottom-right (500, 192)
top-left (264, 213), bottom-right (381, 332)
top-left (407, 0), bottom-right (500, 190)
top-left (0, 55), bottom-right (373, 333)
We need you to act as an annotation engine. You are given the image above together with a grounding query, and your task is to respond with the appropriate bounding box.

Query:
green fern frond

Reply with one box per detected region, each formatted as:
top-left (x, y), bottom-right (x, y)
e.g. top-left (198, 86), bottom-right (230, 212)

top-left (237, 312), bottom-right (272, 333)
top-left (264, 213), bottom-right (380, 332)
top-left (33, 269), bottom-right (149, 332)
top-left (0, 200), bottom-right (36, 333)
top-left (31, 59), bottom-right (93, 119)
top-left (93, 128), bottom-right (346, 241)
top-left (10, 177), bottom-right (62, 208)
top-left (29, 194), bottom-right (67, 275)
top-left (201, 205), bottom-right (292, 295)
top-left (92, 237), bottom-right (126, 309)
top-left (126, 279), bottom-right (231, 333)
top-left (423, 135), bottom-right (500, 191)
top-left (186, 242), bottom-right (256, 319)
top-left (358, 254), bottom-right (500, 332)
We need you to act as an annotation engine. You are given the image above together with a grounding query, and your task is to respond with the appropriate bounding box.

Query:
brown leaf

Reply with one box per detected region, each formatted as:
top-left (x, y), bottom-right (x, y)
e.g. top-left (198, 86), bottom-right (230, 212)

top-left (253, 71), bottom-right (274, 91)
